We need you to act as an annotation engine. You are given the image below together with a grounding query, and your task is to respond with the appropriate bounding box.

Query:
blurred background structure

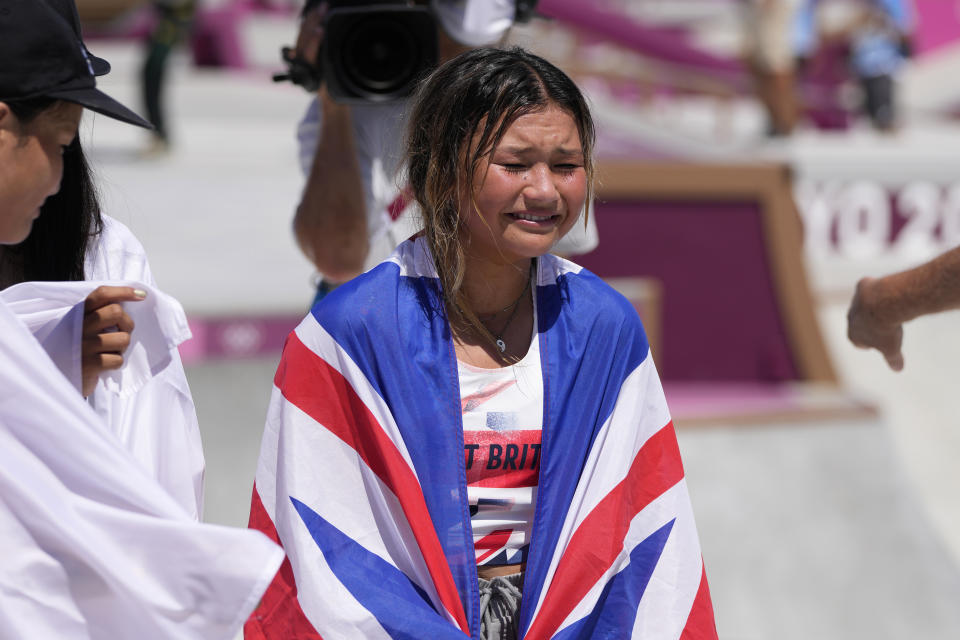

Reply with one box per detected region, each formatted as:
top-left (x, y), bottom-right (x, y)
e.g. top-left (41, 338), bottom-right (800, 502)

top-left (75, 0), bottom-right (960, 637)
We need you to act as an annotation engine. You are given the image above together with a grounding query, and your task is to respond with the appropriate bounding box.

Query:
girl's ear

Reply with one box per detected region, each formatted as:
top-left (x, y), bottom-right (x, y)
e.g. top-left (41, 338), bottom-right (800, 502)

top-left (0, 102), bottom-right (17, 147)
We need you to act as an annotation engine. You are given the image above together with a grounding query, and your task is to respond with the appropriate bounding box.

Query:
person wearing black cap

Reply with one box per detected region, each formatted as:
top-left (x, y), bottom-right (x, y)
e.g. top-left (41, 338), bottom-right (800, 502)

top-left (0, 0), bottom-right (149, 385)
top-left (0, 0), bottom-right (150, 243)
top-left (0, 2), bottom-right (284, 636)
top-left (0, 0), bottom-right (206, 520)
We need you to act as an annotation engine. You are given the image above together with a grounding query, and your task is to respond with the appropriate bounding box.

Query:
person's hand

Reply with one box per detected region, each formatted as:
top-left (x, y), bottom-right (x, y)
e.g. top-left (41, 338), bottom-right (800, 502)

top-left (81, 286), bottom-right (146, 397)
top-left (847, 277), bottom-right (905, 371)
top-left (292, 1), bottom-right (329, 68)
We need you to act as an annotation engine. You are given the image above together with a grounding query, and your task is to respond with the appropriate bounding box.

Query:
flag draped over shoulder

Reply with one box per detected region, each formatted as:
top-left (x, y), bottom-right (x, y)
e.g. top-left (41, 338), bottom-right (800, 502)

top-left (0, 297), bottom-right (284, 640)
top-left (247, 236), bottom-right (717, 640)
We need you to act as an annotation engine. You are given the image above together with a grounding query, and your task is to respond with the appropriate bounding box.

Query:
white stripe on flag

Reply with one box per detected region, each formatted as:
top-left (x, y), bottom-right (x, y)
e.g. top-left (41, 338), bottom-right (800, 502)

top-left (528, 356), bottom-right (671, 622)
top-left (254, 386), bottom-right (284, 523)
top-left (269, 398), bottom-right (450, 628)
top-left (292, 314), bottom-right (421, 482)
top-left (281, 495), bottom-right (394, 640)
top-left (536, 253), bottom-right (583, 286)
top-left (386, 236), bottom-right (439, 278)
top-left (631, 480), bottom-right (703, 639)
top-left (551, 480), bottom-right (702, 637)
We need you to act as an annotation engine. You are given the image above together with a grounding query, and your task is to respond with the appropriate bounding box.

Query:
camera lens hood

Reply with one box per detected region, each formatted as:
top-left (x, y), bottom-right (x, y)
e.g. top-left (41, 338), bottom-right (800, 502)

top-left (323, 4), bottom-right (437, 103)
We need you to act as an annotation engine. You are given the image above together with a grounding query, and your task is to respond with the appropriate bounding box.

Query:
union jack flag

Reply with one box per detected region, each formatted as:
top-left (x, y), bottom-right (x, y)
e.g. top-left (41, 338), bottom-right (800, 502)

top-left (246, 237), bottom-right (717, 639)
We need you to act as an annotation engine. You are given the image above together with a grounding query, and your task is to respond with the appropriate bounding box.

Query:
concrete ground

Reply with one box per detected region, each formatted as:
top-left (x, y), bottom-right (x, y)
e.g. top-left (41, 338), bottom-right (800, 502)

top-left (82, 39), bottom-right (960, 638)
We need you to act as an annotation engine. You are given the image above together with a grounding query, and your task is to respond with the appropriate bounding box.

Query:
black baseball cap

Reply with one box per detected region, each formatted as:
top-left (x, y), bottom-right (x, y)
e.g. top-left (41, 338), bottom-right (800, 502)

top-left (0, 0), bottom-right (151, 128)
top-left (44, 0), bottom-right (111, 77)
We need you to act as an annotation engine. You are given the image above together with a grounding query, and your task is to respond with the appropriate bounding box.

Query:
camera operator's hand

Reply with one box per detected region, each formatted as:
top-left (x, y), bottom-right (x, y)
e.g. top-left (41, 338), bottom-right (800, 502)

top-left (292, 1), bottom-right (329, 71)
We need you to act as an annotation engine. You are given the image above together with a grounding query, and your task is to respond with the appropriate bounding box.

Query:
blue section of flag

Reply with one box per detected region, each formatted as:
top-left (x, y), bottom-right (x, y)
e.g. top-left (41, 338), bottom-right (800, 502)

top-left (521, 269), bottom-right (651, 632)
top-left (290, 497), bottom-right (469, 640)
top-left (312, 261), bottom-right (478, 630)
top-left (552, 519), bottom-right (676, 640)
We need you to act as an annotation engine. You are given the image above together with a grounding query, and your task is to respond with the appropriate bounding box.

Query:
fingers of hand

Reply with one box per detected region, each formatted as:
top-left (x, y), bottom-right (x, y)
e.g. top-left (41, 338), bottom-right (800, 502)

top-left (79, 287), bottom-right (143, 395)
top-left (81, 375), bottom-right (97, 398)
top-left (83, 285), bottom-right (146, 312)
top-left (84, 330), bottom-right (132, 360)
top-left (885, 351), bottom-right (905, 372)
top-left (79, 329), bottom-right (131, 397)
top-left (846, 297), bottom-right (892, 351)
top-left (880, 326), bottom-right (905, 371)
top-left (83, 351), bottom-right (125, 373)
top-left (849, 317), bottom-right (905, 372)
top-left (84, 303), bottom-right (135, 335)
top-left (296, 2), bottom-right (327, 64)
top-left (80, 335), bottom-right (128, 396)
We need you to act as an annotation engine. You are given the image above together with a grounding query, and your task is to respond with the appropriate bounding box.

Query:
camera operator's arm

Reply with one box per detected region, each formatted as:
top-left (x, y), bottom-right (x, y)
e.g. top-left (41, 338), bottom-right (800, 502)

top-left (290, 1), bottom-right (368, 282)
top-left (293, 90), bottom-right (368, 282)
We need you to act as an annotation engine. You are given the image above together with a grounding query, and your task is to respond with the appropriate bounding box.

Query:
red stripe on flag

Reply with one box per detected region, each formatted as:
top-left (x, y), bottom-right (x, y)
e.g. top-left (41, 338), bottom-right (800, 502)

top-left (525, 422), bottom-right (685, 640)
top-left (275, 333), bottom-right (469, 632)
top-left (474, 528), bottom-right (514, 564)
top-left (680, 565), bottom-right (719, 639)
top-left (245, 484), bottom-right (323, 640)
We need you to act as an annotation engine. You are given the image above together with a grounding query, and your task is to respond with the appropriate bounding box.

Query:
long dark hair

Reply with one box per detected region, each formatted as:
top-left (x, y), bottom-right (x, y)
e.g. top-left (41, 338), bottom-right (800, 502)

top-left (2, 98), bottom-right (102, 282)
top-left (406, 46), bottom-right (596, 334)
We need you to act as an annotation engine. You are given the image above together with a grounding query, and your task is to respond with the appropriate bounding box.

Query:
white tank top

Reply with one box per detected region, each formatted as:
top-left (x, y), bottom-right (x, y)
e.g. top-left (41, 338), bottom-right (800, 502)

top-left (458, 304), bottom-right (542, 566)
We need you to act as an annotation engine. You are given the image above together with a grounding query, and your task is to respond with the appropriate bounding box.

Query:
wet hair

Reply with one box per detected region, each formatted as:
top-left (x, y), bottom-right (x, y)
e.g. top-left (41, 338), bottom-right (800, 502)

top-left (1, 98), bottom-right (102, 282)
top-left (405, 46), bottom-right (595, 336)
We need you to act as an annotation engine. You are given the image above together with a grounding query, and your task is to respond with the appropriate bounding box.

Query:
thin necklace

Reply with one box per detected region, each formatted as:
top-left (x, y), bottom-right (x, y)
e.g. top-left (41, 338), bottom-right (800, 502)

top-left (485, 263), bottom-right (534, 354)
top-left (491, 279), bottom-right (529, 353)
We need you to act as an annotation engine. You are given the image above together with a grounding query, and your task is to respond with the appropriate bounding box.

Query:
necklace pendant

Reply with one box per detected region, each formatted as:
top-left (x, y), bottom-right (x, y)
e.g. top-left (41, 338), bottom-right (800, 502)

top-left (496, 338), bottom-right (506, 353)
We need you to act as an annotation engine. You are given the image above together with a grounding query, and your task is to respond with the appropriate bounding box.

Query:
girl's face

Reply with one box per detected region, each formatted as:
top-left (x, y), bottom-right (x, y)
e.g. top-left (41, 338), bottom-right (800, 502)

top-left (459, 104), bottom-right (588, 267)
top-left (0, 102), bottom-right (82, 245)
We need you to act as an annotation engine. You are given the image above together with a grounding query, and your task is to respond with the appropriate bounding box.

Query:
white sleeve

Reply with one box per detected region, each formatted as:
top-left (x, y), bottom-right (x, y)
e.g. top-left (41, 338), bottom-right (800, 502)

top-left (0, 278), bottom-right (202, 521)
top-left (83, 216), bottom-right (205, 519)
top-left (90, 352), bottom-right (205, 521)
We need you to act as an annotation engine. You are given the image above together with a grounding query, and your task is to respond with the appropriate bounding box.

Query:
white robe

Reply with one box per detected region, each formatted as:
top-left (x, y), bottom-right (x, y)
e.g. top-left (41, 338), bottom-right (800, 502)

top-left (0, 216), bottom-right (204, 519)
top-left (0, 294), bottom-right (283, 639)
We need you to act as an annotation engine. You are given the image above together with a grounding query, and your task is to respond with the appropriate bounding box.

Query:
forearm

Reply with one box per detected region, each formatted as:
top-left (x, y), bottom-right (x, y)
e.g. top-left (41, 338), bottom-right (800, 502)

top-left (847, 245), bottom-right (960, 370)
top-left (861, 246), bottom-right (960, 325)
top-left (293, 92), bottom-right (368, 282)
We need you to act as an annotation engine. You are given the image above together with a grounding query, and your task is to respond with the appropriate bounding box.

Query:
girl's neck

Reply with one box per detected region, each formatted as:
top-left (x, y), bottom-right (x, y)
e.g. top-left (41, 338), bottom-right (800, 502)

top-left (452, 254), bottom-right (536, 368)
top-left (459, 254), bottom-right (534, 317)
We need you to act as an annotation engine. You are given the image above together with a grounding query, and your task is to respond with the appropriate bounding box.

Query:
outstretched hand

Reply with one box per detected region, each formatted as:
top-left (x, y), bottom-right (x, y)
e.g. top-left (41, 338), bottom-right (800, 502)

top-left (847, 277), bottom-right (905, 372)
top-left (81, 286), bottom-right (146, 397)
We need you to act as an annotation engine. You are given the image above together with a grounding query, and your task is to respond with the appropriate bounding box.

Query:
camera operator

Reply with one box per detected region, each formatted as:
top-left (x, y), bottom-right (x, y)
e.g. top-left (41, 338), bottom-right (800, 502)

top-left (284, 0), bottom-right (597, 303)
